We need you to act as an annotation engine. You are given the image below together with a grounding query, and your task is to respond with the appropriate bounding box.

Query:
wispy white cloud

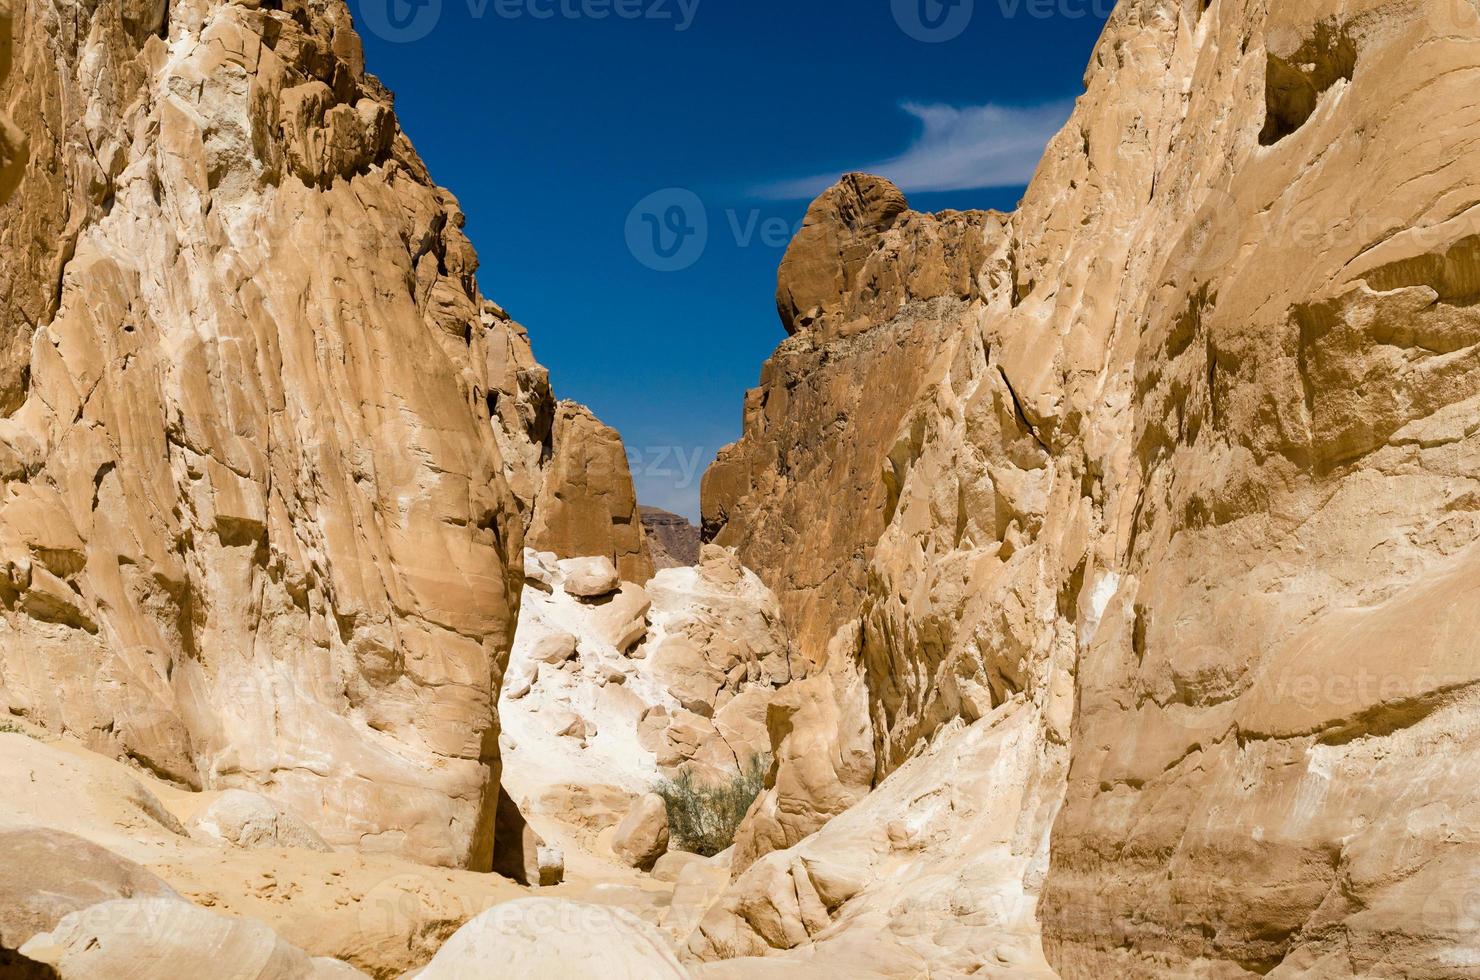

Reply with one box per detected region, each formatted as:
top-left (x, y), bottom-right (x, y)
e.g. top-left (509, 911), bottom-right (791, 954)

top-left (755, 100), bottom-right (1074, 200)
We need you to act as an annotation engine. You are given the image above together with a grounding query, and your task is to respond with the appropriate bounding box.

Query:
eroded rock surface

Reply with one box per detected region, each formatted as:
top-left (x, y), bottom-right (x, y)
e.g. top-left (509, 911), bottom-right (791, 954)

top-left (529, 402), bottom-right (655, 583)
top-left (0, 0), bottom-right (535, 869)
top-left (0, 0), bottom-right (23, 204)
top-left (697, 2), bottom-right (1480, 977)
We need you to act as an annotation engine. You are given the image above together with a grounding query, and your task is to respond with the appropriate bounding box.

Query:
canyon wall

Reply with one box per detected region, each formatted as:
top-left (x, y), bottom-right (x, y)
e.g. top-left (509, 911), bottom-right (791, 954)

top-left (0, 0), bottom-right (535, 869)
top-left (0, 0), bottom-right (21, 203)
top-left (528, 400), bottom-right (654, 583)
top-left (698, 0), bottom-right (1480, 975)
top-left (1043, 0), bottom-right (1480, 976)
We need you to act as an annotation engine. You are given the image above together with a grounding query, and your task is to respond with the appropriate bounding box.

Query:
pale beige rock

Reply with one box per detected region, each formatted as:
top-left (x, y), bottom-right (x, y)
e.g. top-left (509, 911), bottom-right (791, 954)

top-left (529, 402), bottom-right (655, 584)
top-left (559, 556), bottom-right (621, 599)
top-left (611, 793), bottom-right (670, 871)
top-left (19, 896), bottom-right (345, 980)
top-left (588, 584), bottom-right (652, 653)
top-left (0, 828), bottom-right (179, 973)
top-left (700, 2), bottom-right (1480, 977)
top-left (188, 789), bottom-right (331, 853)
top-left (416, 899), bottom-right (687, 979)
top-left (530, 632), bottom-right (579, 665)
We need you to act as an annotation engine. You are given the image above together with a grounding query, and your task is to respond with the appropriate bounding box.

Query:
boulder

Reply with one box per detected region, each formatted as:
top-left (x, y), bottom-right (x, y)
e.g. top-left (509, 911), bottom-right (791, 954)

top-left (558, 556), bottom-right (620, 599)
top-left (0, 829), bottom-right (179, 977)
top-left (652, 639), bottom-right (724, 718)
top-left (188, 790), bottom-right (331, 852)
top-left (530, 632), bottom-right (578, 666)
top-left (415, 900), bottom-right (686, 979)
top-left (588, 585), bottom-right (651, 653)
top-left (19, 897), bottom-right (343, 980)
top-left (611, 793), bottom-right (670, 871)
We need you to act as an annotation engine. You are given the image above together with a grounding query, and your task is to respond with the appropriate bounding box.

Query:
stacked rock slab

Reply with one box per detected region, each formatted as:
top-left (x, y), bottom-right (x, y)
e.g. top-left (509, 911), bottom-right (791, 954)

top-left (0, 0), bottom-right (536, 869)
top-left (699, 0), bottom-right (1480, 976)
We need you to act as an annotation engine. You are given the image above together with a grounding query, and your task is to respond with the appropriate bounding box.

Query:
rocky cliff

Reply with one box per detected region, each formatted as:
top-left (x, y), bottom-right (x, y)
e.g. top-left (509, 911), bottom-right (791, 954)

top-left (702, 175), bottom-right (1006, 660)
top-left (641, 506), bottom-right (700, 569)
top-left (0, 0), bottom-right (538, 869)
top-left (696, 0), bottom-right (1480, 976)
top-left (0, 0), bottom-right (22, 203)
top-left (528, 401), bottom-right (654, 583)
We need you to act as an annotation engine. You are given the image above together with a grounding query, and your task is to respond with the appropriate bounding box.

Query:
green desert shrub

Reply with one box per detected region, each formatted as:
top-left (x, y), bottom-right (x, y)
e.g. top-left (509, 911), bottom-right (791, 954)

top-left (654, 756), bottom-right (768, 857)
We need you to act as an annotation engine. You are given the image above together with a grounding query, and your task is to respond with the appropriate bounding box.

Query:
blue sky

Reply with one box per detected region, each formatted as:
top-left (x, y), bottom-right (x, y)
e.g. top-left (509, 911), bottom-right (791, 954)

top-left (354, 0), bottom-right (1112, 519)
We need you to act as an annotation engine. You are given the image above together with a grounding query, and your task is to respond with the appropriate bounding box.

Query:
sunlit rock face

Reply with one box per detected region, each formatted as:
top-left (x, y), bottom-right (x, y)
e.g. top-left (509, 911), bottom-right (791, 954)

top-left (0, 0), bottom-right (23, 205)
top-left (697, 0), bottom-right (1480, 975)
top-left (528, 400), bottom-right (655, 584)
top-left (0, 0), bottom-right (538, 869)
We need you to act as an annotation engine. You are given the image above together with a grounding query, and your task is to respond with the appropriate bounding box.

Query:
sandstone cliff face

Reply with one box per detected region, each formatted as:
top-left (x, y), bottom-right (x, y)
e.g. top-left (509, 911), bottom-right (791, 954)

top-left (702, 175), bottom-right (1007, 660)
top-left (1042, 2), bottom-right (1480, 976)
top-left (0, 0), bottom-right (534, 869)
top-left (529, 401), bottom-right (654, 583)
top-left (0, 0), bottom-right (22, 204)
top-left (699, 0), bottom-right (1480, 975)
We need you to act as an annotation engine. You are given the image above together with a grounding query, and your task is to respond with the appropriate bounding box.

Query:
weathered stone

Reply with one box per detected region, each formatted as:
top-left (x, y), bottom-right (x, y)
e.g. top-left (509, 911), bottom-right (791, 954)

top-left (0, 829), bottom-right (179, 975)
top-left (0, 0), bottom-right (532, 871)
top-left (528, 402), bottom-right (654, 584)
top-left (416, 900), bottom-right (686, 979)
top-left (188, 790), bottom-right (331, 853)
top-left (19, 897), bottom-right (338, 980)
top-left (558, 556), bottom-right (620, 599)
top-left (610, 793), bottom-right (669, 871)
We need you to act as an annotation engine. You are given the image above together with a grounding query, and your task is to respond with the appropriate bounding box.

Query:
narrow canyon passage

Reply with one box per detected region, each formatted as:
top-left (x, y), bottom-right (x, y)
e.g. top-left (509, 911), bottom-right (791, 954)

top-left (0, 0), bottom-right (1477, 978)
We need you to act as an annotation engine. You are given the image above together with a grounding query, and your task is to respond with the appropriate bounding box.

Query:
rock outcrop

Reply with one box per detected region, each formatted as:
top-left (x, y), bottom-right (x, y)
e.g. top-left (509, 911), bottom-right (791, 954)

top-left (186, 789), bottom-right (331, 853)
top-left (21, 896), bottom-right (367, 980)
top-left (697, 1), bottom-right (1480, 976)
top-left (0, 828), bottom-right (180, 977)
top-left (0, 0), bottom-right (22, 204)
top-left (529, 401), bottom-right (654, 583)
top-left (641, 506), bottom-right (700, 569)
top-left (417, 900), bottom-right (688, 979)
top-left (702, 174), bottom-right (1007, 660)
top-left (0, 0), bottom-right (533, 869)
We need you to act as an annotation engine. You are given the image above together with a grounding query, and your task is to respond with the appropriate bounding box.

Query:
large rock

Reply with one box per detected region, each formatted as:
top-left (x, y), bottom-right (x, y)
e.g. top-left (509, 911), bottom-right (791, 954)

top-left (0, 829), bottom-right (179, 976)
top-left (19, 896), bottom-right (366, 980)
top-left (558, 556), bottom-right (620, 599)
top-left (187, 790), bottom-right (331, 853)
top-left (610, 793), bottom-right (669, 870)
top-left (528, 402), bottom-right (654, 584)
top-left (702, 176), bottom-right (1006, 662)
top-left (415, 899), bottom-right (687, 979)
top-left (0, 0), bottom-right (535, 869)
